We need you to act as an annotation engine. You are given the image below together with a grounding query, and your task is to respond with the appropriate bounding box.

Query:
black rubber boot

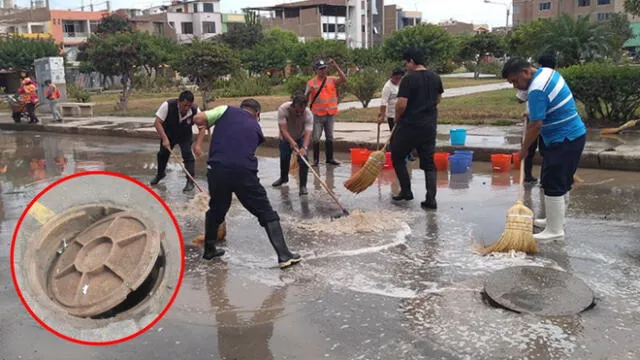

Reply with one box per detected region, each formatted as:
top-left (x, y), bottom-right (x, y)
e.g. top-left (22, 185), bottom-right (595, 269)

top-left (421, 171), bottom-right (438, 210)
top-left (326, 141), bottom-right (340, 165)
top-left (299, 162), bottom-right (308, 196)
top-left (151, 150), bottom-right (168, 185)
top-left (272, 156), bottom-right (290, 187)
top-left (150, 173), bottom-right (165, 186)
top-left (392, 191), bottom-right (414, 201)
top-left (265, 220), bottom-right (301, 269)
top-left (183, 161), bottom-right (196, 192)
top-left (203, 212), bottom-right (225, 260)
top-left (312, 142), bottom-right (320, 167)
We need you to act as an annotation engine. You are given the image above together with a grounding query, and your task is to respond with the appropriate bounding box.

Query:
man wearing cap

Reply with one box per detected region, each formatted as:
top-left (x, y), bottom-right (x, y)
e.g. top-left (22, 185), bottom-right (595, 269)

top-left (503, 56), bottom-right (586, 242)
top-left (192, 99), bottom-right (302, 269)
top-left (305, 58), bottom-right (347, 167)
top-left (271, 91), bottom-right (313, 195)
top-left (150, 90), bottom-right (202, 193)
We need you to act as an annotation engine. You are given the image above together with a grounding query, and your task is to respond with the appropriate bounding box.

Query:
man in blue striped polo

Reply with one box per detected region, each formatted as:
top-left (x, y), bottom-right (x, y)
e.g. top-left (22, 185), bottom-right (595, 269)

top-left (502, 57), bottom-right (586, 242)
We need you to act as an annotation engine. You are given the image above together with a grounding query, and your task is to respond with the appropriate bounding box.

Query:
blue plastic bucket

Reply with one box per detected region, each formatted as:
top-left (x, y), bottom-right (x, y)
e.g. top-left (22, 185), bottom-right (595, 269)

top-left (453, 150), bottom-right (474, 167)
top-left (449, 154), bottom-right (468, 174)
top-left (450, 129), bottom-right (467, 146)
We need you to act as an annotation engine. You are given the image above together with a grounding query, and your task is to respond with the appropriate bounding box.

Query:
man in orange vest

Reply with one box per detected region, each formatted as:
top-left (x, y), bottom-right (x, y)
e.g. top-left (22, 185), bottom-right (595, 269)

top-left (305, 59), bottom-right (347, 167)
top-left (44, 80), bottom-right (63, 122)
top-left (17, 78), bottom-right (39, 124)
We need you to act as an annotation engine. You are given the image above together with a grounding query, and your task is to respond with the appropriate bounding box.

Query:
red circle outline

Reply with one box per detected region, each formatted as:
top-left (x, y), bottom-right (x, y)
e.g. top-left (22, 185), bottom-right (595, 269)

top-left (10, 170), bottom-right (186, 346)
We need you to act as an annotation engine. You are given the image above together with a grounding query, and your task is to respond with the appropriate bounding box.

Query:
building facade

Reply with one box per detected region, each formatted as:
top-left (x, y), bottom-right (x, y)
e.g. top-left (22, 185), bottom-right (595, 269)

top-left (383, 5), bottom-right (421, 36)
top-left (512, 0), bottom-right (628, 25)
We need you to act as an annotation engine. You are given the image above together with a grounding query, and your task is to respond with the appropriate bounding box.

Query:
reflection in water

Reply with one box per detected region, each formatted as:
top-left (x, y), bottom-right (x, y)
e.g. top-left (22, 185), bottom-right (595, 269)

top-left (206, 265), bottom-right (288, 360)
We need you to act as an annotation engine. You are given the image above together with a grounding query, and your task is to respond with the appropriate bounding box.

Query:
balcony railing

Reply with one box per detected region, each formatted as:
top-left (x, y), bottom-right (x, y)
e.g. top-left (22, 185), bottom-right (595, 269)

top-left (63, 32), bottom-right (89, 38)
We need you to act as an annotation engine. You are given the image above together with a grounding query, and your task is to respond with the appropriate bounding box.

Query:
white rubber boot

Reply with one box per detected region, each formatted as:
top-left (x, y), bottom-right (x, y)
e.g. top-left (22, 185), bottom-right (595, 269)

top-left (534, 195), bottom-right (565, 243)
top-left (534, 192), bottom-right (570, 228)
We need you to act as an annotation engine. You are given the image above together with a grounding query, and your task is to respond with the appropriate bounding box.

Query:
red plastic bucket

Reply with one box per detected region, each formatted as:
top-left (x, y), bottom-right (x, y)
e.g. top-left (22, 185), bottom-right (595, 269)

top-left (434, 152), bottom-right (449, 171)
top-left (350, 148), bottom-right (371, 165)
top-left (491, 154), bottom-right (512, 172)
top-left (383, 151), bottom-right (392, 169)
top-left (512, 152), bottom-right (520, 169)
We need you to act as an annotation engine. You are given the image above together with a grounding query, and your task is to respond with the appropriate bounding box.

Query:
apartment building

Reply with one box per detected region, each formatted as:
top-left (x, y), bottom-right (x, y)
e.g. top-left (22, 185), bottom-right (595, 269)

top-left (246, 0), bottom-right (420, 48)
top-left (513, 0), bottom-right (628, 25)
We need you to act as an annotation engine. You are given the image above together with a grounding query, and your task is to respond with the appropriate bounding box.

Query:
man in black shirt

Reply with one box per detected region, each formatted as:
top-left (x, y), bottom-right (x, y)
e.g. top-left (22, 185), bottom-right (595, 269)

top-left (391, 48), bottom-right (444, 210)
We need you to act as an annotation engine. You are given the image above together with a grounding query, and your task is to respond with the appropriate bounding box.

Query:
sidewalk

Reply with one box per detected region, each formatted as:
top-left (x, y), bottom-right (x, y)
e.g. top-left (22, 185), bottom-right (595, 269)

top-left (0, 81), bottom-right (638, 171)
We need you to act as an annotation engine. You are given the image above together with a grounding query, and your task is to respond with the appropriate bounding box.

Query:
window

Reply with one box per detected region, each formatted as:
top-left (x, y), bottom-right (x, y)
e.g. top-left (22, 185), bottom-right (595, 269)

top-left (513, 4), bottom-right (521, 14)
top-left (176, 7), bottom-right (182, 12)
top-left (597, 0), bottom-right (610, 4)
top-left (181, 22), bottom-right (193, 34)
top-left (578, 0), bottom-right (590, 6)
top-left (337, 24), bottom-right (345, 32)
top-left (597, 12), bottom-right (611, 20)
top-left (203, 3), bottom-right (214, 12)
top-left (202, 21), bottom-right (216, 33)
top-left (153, 22), bottom-right (164, 35)
top-left (192, 3), bottom-right (198, 12)
top-left (89, 20), bottom-right (100, 33)
top-left (539, 2), bottom-right (551, 11)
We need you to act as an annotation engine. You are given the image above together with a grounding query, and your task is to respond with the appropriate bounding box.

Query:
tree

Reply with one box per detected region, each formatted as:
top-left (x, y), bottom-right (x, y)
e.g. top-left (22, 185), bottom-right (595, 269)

top-left (382, 24), bottom-right (456, 70)
top-left (220, 10), bottom-right (263, 50)
top-left (171, 39), bottom-right (240, 109)
top-left (0, 37), bottom-right (61, 74)
top-left (243, 28), bottom-right (298, 74)
top-left (344, 68), bottom-right (385, 108)
top-left (350, 45), bottom-right (385, 68)
top-left (624, 0), bottom-right (640, 17)
top-left (84, 31), bottom-right (156, 110)
top-left (458, 33), bottom-right (505, 78)
top-left (291, 39), bottom-right (350, 73)
top-left (95, 13), bottom-right (133, 35)
top-left (599, 12), bottom-right (633, 63)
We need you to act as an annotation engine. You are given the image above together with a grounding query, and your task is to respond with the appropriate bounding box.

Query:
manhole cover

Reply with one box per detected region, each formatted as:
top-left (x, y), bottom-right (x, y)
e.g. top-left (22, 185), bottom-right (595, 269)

top-left (484, 266), bottom-right (594, 316)
top-left (48, 211), bottom-right (161, 317)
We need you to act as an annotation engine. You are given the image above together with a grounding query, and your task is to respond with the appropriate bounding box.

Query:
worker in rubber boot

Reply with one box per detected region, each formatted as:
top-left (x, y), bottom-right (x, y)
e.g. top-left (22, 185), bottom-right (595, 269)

top-left (504, 57), bottom-right (586, 243)
top-left (150, 90), bottom-right (202, 192)
top-left (272, 92), bottom-right (313, 195)
top-left (391, 48), bottom-right (444, 210)
top-left (305, 58), bottom-right (347, 167)
top-left (193, 99), bottom-right (302, 269)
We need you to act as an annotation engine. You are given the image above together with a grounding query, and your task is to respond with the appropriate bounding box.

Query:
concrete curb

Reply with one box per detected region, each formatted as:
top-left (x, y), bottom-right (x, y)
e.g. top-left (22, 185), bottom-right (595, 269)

top-left (1, 122), bottom-right (637, 171)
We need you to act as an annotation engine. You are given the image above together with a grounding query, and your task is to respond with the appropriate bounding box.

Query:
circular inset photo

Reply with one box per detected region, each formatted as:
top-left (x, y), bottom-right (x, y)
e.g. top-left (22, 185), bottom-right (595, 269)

top-left (10, 171), bottom-right (184, 345)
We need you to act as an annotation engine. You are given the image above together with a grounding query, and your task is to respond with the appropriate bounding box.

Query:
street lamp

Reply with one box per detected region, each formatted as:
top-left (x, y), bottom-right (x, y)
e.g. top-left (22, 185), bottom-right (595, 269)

top-left (484, 0), bottom-right (510, 30)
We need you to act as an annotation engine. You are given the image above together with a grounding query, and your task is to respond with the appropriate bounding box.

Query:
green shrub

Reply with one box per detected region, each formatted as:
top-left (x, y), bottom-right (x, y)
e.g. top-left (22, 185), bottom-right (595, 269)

top-left (344, 69), bottom-right (385, 108)
top-left (284, 75), bottom-right (309, 96)
top-left (67, 84), bottom-right (92, 103)
top-left (477, 60), bottom-right (502, 78)
top-left (561, 63), bottom-right (640, 126)
top-left (215, 75), bottom-right (272, 97)
top-left (435, 60), bottom-right (459, 74)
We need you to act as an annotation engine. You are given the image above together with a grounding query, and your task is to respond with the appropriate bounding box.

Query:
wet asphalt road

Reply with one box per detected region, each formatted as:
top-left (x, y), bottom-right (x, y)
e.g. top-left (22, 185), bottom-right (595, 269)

top-left (0, 130), bottom-right (639, 360)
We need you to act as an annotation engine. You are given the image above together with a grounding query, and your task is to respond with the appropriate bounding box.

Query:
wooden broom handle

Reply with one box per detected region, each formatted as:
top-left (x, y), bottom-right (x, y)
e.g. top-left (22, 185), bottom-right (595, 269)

top-left (170, 148), bottom-right (205, 193)
top-left (296, 150), bottom-right (349, 213)
top-left (380, 125), bottom-right (398, 152)
top-left (518, 117), bottom-right (527, 201)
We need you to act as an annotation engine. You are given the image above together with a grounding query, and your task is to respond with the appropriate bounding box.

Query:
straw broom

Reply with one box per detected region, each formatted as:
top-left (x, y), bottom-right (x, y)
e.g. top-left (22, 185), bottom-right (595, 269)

top-left (344, 126), bottom-right (395, 194)
top-left (478, 121), bottom-right (538, 256)
top-left (289, 152), bottom-right (299, 174)
top-left (167, 149), bottom-right (226, 245)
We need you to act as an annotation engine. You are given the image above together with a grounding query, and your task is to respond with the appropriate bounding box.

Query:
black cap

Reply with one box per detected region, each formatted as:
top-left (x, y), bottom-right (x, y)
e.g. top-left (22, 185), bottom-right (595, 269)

top-left (392, 67), bottom-right (405, 76)
top-left (315, 59), bottom-right (328, 69)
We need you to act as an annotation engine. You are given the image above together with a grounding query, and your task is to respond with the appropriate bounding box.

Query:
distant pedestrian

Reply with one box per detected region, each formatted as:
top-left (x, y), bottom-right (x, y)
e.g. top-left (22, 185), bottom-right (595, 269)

top-left (503, 56), bottom-right (586, 242)
top-left (378, 67), bottom-right (405, 131)
top-left (150, 90), bottom-right (202, 192)
top-left (305, 58), bottom-right (347, 166)
top-left (271, 92), bottom-right (313, 195)
top-left (18, 78), bottom-right (39, 124)
top-left (391, 48), bottom-right (444, 210)
top-left (44, 80), bottom-right (62, 122)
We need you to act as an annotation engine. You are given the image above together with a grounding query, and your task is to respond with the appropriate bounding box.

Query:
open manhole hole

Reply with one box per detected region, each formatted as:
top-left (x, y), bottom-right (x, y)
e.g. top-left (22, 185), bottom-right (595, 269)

top-left (24, 204), bottom-right (166, 322)
top-left (483, 266), bottom-right (595, 316)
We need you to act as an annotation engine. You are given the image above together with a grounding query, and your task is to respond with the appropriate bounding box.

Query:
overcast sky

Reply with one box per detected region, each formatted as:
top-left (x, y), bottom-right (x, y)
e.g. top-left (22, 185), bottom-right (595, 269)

top-left (44, 0), bottom-right (510, 28)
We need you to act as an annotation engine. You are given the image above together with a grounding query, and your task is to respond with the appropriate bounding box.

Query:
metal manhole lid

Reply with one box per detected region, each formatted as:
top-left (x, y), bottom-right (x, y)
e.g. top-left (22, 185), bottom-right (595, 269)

top-left (484, 266), bottom-right (594, 317)
top-left (48, 211), bottom-right (160, 317)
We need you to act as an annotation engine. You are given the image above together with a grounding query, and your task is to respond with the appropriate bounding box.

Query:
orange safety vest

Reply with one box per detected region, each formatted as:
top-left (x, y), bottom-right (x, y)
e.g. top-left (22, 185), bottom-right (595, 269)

top-left (307, 76), bottom-right (339, 116)
top-left (46, 85), bottom-right (60, 99)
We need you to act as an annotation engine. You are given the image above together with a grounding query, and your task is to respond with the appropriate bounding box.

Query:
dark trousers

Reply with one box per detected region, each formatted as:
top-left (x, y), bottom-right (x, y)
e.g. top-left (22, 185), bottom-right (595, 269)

top-left (278, 138), bottom-right (309, 181)
top-left (387, 117), bottom-right (395, 131)
top-left (540, 135), bottom-right (585, 197)
top-left (524, 136), bottom-right (538, 179)
top-left (390, 123), bottom-right (436, 193)
top-left (26, 103), bottom-right (38, 123)
top-left (206, 166), bottom-right (280, 228)
top-left (157, 138), bottom-right (195, 180)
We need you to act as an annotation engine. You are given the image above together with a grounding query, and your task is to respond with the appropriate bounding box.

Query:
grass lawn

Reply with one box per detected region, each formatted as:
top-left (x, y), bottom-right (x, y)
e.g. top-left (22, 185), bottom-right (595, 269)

top-left (441, 77), bottom-right (504, 89)
top-left (337, 88), bottom-right (523, 126)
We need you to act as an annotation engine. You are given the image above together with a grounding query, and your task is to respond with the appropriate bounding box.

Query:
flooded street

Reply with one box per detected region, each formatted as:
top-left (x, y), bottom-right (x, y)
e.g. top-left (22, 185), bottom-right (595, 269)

top-left (1, 130), bottom-right (639, 360)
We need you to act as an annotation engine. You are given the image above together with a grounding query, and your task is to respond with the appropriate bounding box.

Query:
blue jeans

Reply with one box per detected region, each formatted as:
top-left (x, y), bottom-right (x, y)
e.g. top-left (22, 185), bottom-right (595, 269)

top-left (279, 138), bottom-right (309, 183)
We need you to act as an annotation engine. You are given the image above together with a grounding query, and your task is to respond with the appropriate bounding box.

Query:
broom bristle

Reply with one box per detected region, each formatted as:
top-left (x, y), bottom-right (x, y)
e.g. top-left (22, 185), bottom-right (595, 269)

top-left (477, 201), bottom-right (538, 255)
top-left (289, 154), bottom-right (299, 173)
top-left (344, 151), bottom-right (386, 194)
top-left (192, 221), bottom-right (227, 245)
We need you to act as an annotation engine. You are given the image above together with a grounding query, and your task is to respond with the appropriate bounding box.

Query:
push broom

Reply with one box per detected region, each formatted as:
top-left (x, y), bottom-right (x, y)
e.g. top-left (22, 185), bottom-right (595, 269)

top-left (478, 120), bottom-right (538, 256)
top-left (344, 126), bottom-right (396, 194)
top-left (168, 149), bottom-right (226, 245)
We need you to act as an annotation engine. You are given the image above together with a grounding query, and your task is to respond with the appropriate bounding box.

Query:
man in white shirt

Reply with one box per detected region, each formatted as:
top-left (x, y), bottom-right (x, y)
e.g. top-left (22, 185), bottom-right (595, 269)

top-left (378, 67), bottom-right (405, 131)
top-left (150, 90), bottom-right (204, 192)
